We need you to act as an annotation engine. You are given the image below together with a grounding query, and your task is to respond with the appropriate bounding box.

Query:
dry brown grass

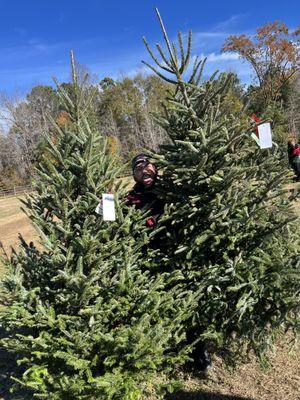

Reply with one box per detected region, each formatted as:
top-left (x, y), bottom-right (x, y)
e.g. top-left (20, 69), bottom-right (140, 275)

top-left (0, 197), bottom-right (37, 251)
top-left (0, 188), bottom-right (299, 400)
top-left (0, 196), bottom-right (37, 279)
top-left (169, 335), bottom-right (300, 400)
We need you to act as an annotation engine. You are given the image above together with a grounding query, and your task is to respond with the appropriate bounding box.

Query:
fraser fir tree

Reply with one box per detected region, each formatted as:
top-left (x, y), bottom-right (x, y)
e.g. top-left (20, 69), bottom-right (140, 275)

top-left (143, 10), bottom-right (300, 359)
top-left (0, 53), bottom-right (195, 399)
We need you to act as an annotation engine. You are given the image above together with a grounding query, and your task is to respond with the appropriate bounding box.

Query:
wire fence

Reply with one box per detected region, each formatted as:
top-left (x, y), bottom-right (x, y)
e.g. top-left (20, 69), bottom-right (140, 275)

top-left (0, 184), bottom-right (34, 198)
top-left (1, 175), bottom-right (298, 200)
top-left (0, 172), bottom-right (133, 199)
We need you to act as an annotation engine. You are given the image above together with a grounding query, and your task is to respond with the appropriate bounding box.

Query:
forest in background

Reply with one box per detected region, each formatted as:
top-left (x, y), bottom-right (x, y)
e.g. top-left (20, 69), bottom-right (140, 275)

top-left (0, 20), bottom-right (299, 189)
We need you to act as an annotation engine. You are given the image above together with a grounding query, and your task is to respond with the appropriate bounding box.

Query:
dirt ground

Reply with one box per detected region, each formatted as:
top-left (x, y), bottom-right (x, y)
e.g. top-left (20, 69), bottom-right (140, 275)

top-left (0, 193), bottom-right (299, 400)
top-left (0, 196), bottom-right (37, 277)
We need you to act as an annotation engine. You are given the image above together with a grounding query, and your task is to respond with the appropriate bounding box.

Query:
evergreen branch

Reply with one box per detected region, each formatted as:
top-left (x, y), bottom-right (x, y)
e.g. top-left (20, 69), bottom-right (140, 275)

top-left (202, 73), bottom-right (232, 109)
top-left (195, 58), bottom-right (207, 85)
top-left (52, 77), bottom-right (75, 111)
top-left (155, 8), bottom-right (178, 69)
top-left (141, 61), bottom-right (178, 84)
top-left (70, 50), bottom-right (78, 87)
top-left (82, 86), bottom-right (99, 116)
top-left (208, 70), bottom-right (219, 82)
top-left (188, 56), bottom-right (202, 84)
top-left (172, 42), bottom-right (179, 68)
top-left (143, 8), bottom-right (196, 117)
top-left (175, 140), bottom-right (199, 153)
top-left (70, 50), bottom-right (79, 113)
top-left (142, 37), bottom-right (174, 73)
top-left (185, 30), bottom-right (193, 68)
top-left (46, 114), bottom-right (67, 139)
top-left (156, 43), bottom-right (174, 69)
top-left (178, 31), bottom-right (186, 73)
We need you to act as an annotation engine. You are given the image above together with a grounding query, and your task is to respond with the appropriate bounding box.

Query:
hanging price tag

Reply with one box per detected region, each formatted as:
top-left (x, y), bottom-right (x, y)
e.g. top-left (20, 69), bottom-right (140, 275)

top-left (102, 193), bottom-right (116, 221)
top-left (258, 123), bottom-right (272, 149)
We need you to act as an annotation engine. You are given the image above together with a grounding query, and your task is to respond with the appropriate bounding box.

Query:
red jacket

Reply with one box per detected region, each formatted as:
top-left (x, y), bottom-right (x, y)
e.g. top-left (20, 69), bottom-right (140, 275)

top-left (293, 147), bottom-right (300, 156)
top-left (126, 184), bottom-right (164, 227)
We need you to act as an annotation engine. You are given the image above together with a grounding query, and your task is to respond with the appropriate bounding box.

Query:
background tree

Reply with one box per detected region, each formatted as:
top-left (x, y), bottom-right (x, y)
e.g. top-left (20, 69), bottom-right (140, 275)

top-left (0, 86), bottom-right (60, 179)
top-left (219, 73), bottom-right (246, 119)
top-left (286, 72), bottom-right (300, 136)
top-left (223, 22), bottom-right (300, 143)
top-left (97, 74), bottom-right (169, 157)
top-left (0, 130), bottom-right (25, 188)
top-left (222, 21), bottom-right (300, 104)
top-left (0, 72), bottom-right (171, 187)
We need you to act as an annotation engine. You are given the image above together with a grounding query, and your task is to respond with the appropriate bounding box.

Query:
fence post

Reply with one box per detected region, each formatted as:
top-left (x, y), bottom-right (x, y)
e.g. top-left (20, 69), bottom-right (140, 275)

top-left (14, 186), bottom-right (16, 196)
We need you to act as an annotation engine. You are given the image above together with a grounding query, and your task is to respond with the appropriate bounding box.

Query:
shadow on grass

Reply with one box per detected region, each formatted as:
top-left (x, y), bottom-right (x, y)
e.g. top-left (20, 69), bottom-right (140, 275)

top-left (167, 391), bottom-right (255, 400)
top-left (0, 329), bottom-right (32, 400)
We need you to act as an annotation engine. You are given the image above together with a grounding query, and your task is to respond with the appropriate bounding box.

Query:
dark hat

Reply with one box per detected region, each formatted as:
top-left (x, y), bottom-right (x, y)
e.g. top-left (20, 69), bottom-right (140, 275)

top-left (131, 153), bottom-right (149, 171)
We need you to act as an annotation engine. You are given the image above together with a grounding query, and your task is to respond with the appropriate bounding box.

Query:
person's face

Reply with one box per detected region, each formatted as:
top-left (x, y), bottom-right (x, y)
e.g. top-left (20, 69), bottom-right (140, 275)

top-left (134, 163), bottom-right (157, 187)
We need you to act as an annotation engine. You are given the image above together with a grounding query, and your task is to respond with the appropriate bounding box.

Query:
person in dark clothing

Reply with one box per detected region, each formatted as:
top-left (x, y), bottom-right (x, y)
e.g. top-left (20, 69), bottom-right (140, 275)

top-left (287, 139), bottom-right (296, 166)
top-left (287, 139), bottom-right (300, 181)
top-left (126, 153), bottom-right (164, 228)
top-left (96, 153), bottom-right (164, 225)
top-left (292, 145), bottom-right (300, 182)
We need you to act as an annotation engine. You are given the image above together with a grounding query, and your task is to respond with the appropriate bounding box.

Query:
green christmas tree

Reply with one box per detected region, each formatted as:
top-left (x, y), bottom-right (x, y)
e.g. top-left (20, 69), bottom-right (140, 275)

top-left (0, 53), bottom-right (195, 399)
top-left (143, 10), bottom-right (300, 360)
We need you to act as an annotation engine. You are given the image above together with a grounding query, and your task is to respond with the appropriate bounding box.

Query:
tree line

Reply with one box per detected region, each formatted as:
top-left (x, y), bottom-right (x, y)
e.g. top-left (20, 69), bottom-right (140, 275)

top-left (0, 20), bottom-right (299, 189)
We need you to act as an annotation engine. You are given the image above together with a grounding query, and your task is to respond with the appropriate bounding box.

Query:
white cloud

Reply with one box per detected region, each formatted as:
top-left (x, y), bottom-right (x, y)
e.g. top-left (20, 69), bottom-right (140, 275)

top-left (188, 31), bottom-right (229, 52)
top-left (206, 52), bottom-right (240, 62)
top-left (193, 31), bottom-right (229, 39)
top-left (183, 53), bottom-right (252, 83)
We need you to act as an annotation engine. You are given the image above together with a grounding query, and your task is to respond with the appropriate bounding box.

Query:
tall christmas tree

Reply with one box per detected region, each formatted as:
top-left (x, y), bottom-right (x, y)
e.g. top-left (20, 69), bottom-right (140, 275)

top-left (143, 10), bottom-right (300, 359)
top-left (0, 53), bottom-right (195, 399)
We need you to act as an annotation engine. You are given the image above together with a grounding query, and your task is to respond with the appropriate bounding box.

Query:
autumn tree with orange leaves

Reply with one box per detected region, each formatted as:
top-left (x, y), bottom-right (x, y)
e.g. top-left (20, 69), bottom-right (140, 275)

top-left (222, 21), bottom-right (300, 104)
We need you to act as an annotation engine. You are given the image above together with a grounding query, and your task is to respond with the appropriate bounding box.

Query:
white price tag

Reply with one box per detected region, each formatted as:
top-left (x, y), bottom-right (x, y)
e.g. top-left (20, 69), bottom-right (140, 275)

top-left (258, 123), bottom-right (272, 149)
top-left (102, 193), bottom-right (116, 221)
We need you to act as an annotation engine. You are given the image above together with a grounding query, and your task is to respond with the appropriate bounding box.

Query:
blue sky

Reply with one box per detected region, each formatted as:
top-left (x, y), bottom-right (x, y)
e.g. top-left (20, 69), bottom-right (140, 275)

top-left (0, 0), bottom-right (299, 95)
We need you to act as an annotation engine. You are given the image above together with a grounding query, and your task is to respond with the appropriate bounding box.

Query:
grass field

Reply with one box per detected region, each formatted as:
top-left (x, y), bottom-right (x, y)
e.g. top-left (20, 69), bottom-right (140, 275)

top-left (0, 193), bottom-right (299, 400)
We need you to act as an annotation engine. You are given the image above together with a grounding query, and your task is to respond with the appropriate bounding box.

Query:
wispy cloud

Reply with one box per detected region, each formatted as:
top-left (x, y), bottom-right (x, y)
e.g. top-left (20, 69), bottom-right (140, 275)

top-left (176, 15), bottom-right (253, 82)
top-left (193, 31), bottom-right (229, 39)
top-left (214, 14), bottom-right (249, 31)
top-left (0, 40), bottom-right (67, 63)
top-left (0, 13), bottom-right (255, 96)
top-left (191, 52), bottom-right (252, 80)
top-left (190, 13), bottom-right (252, 54)
top-left (206, 52), bottom-right (240, 62)
top-left (2, 34), bottom-right (108, 61)
top-left (0, 63), bottom-right (70, 96)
